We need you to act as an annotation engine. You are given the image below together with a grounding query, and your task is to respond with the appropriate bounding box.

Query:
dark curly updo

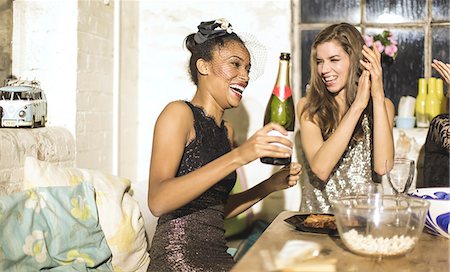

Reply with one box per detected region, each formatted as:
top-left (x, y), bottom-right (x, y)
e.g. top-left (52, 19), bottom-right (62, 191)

top-left (184, 19), bottom-right (246, 85)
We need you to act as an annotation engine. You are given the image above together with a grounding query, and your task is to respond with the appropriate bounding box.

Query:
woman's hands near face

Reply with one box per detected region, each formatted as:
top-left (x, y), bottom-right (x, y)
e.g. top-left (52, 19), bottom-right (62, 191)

top-left (264, 162), bottom-right (302, 192)
top-left (360, 45), bottom-right (385, 101)
top-left (432, 59), bottom-right (450, 85)
top-left (236, 122), bottom-right (293, 165)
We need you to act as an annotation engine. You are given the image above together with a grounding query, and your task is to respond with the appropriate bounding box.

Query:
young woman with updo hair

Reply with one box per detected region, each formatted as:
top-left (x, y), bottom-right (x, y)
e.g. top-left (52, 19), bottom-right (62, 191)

top-left (147, 19), bottom-right (302, 271)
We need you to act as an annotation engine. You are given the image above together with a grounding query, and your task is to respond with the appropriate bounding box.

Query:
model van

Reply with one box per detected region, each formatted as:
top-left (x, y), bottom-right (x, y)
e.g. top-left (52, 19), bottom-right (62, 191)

top-left (0, 80), bottom-right (47, 128)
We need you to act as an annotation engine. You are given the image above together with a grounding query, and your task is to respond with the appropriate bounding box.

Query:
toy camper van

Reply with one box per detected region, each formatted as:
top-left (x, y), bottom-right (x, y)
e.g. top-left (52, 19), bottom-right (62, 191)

top-left (0, 79), bottom-right (47, 128)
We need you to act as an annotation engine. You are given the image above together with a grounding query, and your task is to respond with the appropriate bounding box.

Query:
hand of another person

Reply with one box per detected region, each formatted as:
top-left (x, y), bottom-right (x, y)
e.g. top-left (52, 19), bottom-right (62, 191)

top-left (263, 162), bottom-right (302, 193)
top-left (235, 122), bottom-right (293, 165)
top-left (360, 45), bottom-right (385, 101)
top-left (432, 59), bottom-right (450, 85)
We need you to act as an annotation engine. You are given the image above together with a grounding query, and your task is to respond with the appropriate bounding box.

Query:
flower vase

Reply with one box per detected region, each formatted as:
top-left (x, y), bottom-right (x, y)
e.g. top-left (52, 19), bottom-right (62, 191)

top-left (425, 78), bottom-right (441, 121)
top-left (436, 79), bottom-right (446, 113)
top-left (416, 78), bottom-right (428, 127)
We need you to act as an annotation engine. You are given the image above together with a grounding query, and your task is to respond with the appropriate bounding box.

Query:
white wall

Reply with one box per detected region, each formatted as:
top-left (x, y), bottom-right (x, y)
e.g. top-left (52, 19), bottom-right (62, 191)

top-left (12, 0), bottom-right (78, 134)
top-left (118, 0), bottom-right (140, 183)
top-left (76, 0), bottom-right (115, 171)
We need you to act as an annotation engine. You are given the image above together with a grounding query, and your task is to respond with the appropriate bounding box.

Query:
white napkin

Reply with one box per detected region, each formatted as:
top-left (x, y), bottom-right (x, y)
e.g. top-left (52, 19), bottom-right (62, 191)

top-left (398, 96), bottom-right (416, 117)
top-left (259, 240), bottom-right (337, 272)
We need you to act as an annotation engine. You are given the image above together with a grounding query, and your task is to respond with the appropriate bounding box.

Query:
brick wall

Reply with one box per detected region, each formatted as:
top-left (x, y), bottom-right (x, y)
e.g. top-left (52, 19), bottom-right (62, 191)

top-left (76, 0), bottom-right (115, 172)
top-left (0, 0), bottom-right (12, 83)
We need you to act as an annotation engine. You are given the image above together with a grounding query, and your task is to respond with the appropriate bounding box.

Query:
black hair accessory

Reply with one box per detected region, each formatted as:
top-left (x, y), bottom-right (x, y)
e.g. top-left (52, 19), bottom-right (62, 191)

top-left (194, 18), bottom-right (233, 44)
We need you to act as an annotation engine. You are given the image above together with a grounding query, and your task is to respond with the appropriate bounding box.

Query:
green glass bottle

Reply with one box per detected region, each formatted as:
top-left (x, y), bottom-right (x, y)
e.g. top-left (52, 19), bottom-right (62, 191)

top-left (261, 52), bottom-right (295, 165)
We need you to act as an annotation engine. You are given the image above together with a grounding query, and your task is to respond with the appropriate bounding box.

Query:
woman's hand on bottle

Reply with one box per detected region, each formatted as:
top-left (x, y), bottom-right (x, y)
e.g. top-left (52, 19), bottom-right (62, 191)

top-left (360, 45), bottom-right (385, 101)
top-left (235, 122), bottom-right (292, 165)
top-left (432, 59), bottom-right (450, 85)
top-left (263, 162), bottom-right (302, 193)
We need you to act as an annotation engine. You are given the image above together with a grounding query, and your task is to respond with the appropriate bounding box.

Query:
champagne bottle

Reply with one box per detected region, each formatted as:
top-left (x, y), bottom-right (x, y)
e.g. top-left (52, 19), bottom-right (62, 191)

top-left (261, 52), bottom-right (295, 165)
top-left (415, 78), bottom-right (428, 127)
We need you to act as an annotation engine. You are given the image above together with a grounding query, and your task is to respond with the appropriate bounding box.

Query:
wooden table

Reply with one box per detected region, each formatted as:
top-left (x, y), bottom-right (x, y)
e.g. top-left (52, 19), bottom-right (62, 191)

top-left (231, 211), bottom-right (449, 272)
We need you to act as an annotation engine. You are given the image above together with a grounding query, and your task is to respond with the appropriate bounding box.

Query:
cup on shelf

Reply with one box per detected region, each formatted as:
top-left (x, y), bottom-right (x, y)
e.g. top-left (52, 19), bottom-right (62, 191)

top-left (395, 116), bottom-right (416, 129)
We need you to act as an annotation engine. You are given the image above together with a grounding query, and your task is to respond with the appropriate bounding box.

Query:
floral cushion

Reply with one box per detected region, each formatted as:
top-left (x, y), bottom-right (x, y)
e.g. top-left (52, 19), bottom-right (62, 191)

top-left (23, 157), bottom-right (150, 272)
top-left (0, 182), bottom-right (113, 271)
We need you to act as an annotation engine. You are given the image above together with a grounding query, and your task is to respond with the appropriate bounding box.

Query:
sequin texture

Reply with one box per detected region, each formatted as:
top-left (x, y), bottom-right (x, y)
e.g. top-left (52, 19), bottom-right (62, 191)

top-left (300, 114), bottom-right (373, 213)
top-left (148, 101), bottom-right (236, 272)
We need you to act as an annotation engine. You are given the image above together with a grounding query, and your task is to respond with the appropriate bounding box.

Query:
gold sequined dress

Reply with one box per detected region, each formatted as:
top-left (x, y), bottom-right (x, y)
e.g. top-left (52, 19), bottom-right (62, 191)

top-left (148, 101), bottom-right (236, 272)
top-left (300, 114), bottom-right (373, 213)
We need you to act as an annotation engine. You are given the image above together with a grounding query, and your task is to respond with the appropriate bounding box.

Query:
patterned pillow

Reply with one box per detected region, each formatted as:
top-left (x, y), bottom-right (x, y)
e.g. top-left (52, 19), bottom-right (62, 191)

top-left (23, 157), bottom-right (150, 272)
top-left (0, 182), bottom-right (113, 271)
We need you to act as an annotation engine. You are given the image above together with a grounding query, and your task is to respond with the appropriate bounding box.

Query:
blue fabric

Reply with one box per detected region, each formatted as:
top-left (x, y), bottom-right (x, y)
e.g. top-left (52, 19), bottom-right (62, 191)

top-left (233, 220), bottom-right (270, 262)
top-left (0, 182), bottom-right (113, 271)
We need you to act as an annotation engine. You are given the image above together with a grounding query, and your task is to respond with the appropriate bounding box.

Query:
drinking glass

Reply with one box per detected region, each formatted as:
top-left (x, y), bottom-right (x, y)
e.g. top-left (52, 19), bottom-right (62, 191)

top-left (385, 158), bottom-right (415, 195)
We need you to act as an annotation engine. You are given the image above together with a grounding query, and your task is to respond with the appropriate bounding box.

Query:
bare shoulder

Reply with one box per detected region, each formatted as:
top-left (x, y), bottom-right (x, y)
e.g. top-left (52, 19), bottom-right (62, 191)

top-left (384, 97), bottom-right (395, 116)
top-left (297, 97), bottom-right (308, 111)
top-left (158, 100), bottom-right (193, 123)
top-left (384, 97), bottom-right (395, 127)
top-left (161, 100), bottom-right (191, 116)
top-left (384, 97), bottom-right (394, 109)
top-left (155, 100), bottom-right (193, 133)
top-left (296, 97), bottom-right (310, 121)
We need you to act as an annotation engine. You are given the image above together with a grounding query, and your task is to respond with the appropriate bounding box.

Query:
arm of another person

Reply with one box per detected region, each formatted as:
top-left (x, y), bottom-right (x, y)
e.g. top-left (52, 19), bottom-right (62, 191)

top-left (223, 121), bottom-right (301, 218)
top-left (148, 101), bottom-right (293, 217)
top-left (432, 59), bottom-right (450, 112)
top-left (361, 45), bottom-right (395, 174)
top-left (432, 59), bottom-right (450, 90)
top-left (297, 71), bottom-right (372, 181)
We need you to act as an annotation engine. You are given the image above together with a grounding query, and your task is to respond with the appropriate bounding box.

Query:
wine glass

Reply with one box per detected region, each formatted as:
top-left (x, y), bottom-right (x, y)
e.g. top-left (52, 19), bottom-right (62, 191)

top-left (385, 158), bottom-right (415, 195)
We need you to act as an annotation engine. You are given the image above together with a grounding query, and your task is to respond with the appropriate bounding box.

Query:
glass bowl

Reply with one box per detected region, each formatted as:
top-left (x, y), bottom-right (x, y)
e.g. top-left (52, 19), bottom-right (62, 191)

top-left (331, 195), bottom-right (429, 258)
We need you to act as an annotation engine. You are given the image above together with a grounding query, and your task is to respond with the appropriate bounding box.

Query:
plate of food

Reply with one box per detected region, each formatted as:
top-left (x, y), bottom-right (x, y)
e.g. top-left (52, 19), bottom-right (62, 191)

top-left (284, 213), bottom-right (338, 236)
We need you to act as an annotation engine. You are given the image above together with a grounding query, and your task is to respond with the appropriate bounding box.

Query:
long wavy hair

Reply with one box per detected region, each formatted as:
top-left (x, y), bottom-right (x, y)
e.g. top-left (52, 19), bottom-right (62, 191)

top-left (301, 23), bottom-right (372, 141)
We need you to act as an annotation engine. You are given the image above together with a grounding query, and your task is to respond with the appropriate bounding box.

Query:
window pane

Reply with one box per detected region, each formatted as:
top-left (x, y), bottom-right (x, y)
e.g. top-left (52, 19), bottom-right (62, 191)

top-left (432, 0), bottom-right (450, 21)
top-left (300, 29), bottom-right (320, 96)
top-left (432, 26), bottom-right (450, 78)
top-left (366, 28), bottom-right (425, 113)
top-left (366, 0), bottom-right (426, 23)
top-left (301, 0), bottom-right (360, 23)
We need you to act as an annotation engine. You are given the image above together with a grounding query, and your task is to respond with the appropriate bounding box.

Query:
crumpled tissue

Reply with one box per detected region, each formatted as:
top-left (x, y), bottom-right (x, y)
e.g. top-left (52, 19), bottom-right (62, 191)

top-left (260, 240), bottom-right (337, 271)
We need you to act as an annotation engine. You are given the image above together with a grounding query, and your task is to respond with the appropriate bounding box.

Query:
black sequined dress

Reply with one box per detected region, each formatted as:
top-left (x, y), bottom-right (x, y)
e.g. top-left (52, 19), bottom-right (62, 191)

top-left (148, 101), bottom-right (236, 272)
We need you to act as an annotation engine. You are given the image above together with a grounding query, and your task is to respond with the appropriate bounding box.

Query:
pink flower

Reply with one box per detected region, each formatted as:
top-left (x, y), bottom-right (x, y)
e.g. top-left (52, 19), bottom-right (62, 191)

top-left (364, 35), bottom-right (374, 47)
top-left (384, 44), bottom-right (398, 58)
top-left (388, 34), bottom-right (398, 46)
top-left (363, 30), bottom-right (398, 61)
top-left (374, 40), bottom-right (385, 53)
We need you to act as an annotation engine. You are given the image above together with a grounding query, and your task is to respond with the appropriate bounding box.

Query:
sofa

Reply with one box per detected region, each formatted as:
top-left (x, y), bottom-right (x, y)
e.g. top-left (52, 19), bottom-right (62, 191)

top-left (0, 127), bottom-right (150, 271)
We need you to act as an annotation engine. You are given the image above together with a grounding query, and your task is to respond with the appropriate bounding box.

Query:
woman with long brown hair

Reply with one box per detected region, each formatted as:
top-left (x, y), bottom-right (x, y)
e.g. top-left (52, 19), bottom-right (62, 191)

top-left (297, 23), bottom-right (394, 213)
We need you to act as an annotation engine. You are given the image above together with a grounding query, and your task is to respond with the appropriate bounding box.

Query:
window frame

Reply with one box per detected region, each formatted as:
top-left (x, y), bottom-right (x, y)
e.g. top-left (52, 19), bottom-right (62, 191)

top-left (292, 0), bottom-right (450, 99)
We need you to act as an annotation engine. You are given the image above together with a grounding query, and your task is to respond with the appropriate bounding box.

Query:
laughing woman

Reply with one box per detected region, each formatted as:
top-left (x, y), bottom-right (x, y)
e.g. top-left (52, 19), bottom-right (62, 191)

top-left (297, 23), bottom-right (394, 213)
top-left (147, 19), bottom-right (302, 272)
